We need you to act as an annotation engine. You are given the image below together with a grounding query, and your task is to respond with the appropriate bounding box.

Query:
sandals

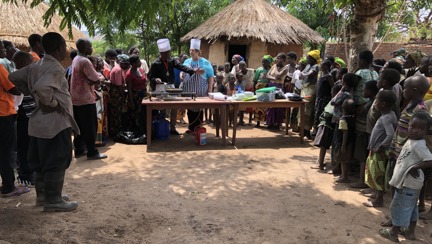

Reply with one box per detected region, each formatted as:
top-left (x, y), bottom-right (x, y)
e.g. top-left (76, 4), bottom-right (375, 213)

top-left (1, 186), bottom-right (30, 198)
top-left (379, 228), bottom-right (399, 243)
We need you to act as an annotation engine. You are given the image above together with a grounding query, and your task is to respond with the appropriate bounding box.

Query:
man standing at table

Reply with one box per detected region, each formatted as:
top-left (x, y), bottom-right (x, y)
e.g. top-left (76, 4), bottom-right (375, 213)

top-left (148, 38), bottom-right (204, 135)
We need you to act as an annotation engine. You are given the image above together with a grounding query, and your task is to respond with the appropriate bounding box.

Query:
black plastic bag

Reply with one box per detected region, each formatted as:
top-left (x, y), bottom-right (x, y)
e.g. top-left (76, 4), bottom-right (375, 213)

top-left (114, 131), bottom-right (147, 144)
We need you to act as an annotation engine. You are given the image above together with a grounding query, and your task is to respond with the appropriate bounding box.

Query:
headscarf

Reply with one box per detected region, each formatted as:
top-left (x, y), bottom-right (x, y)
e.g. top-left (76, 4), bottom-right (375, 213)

top-left (307, 50), bottom-right (322, 64)
top-left (407, 51), bottom-right (426, 67)
top-left (391, 48), bottom-right (407, 57)
top-left (117, 54), bottom-right (129, 63)
top-left (262, 55), bottom-right (274, 65)
top-left (334, 57), bottom-right (346, 68)
top-left (299, 57), bottom-right (307, 65)
top-left (232, 54), bottom-right (244, 62)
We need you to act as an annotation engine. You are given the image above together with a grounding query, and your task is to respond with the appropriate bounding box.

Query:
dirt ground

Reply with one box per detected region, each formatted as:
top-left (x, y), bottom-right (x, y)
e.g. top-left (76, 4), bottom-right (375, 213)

top-left (1, 122), bottom-right (432, 244)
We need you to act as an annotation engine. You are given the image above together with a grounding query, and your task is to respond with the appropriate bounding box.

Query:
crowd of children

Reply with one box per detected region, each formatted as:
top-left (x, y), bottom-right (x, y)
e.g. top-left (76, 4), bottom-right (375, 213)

top-left (308, 49), bottom-right (432, 242)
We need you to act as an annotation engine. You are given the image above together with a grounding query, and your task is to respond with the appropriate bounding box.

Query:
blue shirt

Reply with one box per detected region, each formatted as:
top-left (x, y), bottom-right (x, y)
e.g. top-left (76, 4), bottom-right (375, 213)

top-left (183, 57), bottom-right (214, 80)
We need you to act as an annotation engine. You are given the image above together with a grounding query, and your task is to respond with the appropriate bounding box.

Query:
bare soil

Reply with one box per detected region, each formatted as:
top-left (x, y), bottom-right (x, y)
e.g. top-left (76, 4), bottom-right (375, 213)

top-left (1, 123), bottom-right (431, 243)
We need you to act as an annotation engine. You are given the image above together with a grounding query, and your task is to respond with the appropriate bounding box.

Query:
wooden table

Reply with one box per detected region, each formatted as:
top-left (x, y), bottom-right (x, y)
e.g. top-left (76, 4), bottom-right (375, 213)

top-left (230, 99), bottom-right (306, 145)
top-left (142, 97), bottom-right (229, 147)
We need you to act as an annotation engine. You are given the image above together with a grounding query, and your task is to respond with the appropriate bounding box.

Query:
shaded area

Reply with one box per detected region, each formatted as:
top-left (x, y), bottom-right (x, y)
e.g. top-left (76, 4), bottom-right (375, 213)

top-left (0, 131), bottom-right (431, 243)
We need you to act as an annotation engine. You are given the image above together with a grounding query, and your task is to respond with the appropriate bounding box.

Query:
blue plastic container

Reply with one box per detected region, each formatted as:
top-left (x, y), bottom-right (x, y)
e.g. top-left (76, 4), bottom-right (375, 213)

top-left (153, 119), bottom-right (170, 140)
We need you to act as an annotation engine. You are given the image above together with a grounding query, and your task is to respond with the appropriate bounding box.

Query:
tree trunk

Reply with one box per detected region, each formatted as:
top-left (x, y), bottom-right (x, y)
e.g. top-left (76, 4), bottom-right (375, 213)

top-left (348, 0), bottom-right (386, 71)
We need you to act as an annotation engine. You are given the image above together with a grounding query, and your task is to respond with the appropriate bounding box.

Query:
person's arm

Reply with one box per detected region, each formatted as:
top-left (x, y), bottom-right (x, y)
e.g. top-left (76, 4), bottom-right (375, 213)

top-left (173, 59), bottom-right (196, 75)
top-left (8, 66), bottom-right (31, 95)
top-left (33, 67), bottom-right (64, 113)
top-left (82, 59), bottom-right (104, 85)
top-left (147, 62), bottom-right (159, 91)
top-left (125, 73), bottom-right (134, 110)
top-left (207, 76), bottom-right (214, 94)
top-left (300, 65), bottom-right (317, 80)
top-left (327, 75), bottom-right (334, 87)
top-left (374, 118), bottom-right (396, 152)
top-left (0, 65), bottom-right (21, 96)
top-left (408, 143), bottom-right (432, 177)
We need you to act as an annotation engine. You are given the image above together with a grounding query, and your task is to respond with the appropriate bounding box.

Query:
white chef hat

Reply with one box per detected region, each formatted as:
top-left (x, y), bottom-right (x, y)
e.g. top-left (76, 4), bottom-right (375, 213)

top-left (190, 39), bottom-right (201, 50)
top-left (157, 38), bottom-right (171, 52)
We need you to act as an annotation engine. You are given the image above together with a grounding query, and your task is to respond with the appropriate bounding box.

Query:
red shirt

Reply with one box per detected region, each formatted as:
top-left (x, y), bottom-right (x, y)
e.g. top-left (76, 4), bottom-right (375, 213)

top-left (126, 68), bottom-right (147, 91)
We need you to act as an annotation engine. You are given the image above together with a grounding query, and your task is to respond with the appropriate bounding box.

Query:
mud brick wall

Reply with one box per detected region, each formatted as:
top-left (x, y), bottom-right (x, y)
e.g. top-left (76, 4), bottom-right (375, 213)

top-left (325, 42), bottom-right (432, 62)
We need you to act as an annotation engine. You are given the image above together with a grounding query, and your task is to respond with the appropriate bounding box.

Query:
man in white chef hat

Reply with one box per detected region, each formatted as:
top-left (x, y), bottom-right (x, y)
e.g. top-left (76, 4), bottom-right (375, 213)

top-left (180, 38), bottom-right (214, 133)
top-left (148, 38), bottom-right (204, 135)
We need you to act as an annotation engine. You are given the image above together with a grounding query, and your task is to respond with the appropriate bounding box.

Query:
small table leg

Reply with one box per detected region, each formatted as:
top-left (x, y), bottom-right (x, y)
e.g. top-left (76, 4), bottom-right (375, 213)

top-left (285, 107), bottom-right (290, 135)
top-left (231, 104), bottom-right (239, 146)
top-left (220, 105), bottom-right (227, 146)
top-left (215, 108), bottom-right (220, 138)
top-left (146, 105), bottom-right (152, 146)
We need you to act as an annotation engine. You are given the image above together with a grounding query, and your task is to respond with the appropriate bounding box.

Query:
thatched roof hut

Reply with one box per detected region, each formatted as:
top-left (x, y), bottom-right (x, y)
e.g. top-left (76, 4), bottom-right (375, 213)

top-left (0, 1), bottom-right (85, 66)
top-left (182, 0), bottom-right (324, 69)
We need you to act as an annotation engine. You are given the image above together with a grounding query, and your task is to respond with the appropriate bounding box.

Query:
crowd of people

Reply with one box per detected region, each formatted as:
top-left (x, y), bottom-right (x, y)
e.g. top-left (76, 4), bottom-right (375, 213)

top-left (1, 31), bottom-right (432, 241)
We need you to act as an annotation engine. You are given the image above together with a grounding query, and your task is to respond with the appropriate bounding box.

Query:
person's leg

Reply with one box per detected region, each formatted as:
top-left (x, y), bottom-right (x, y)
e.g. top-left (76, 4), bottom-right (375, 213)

top-left (187, 109), bottom-right (202, 132)
top-left (72, 105), bottom-right (86, 156)
top-left (170, 109), bottom-right (180, 134)
top-left (239, 111), bottom-right (245, 125)
top-left (80, 104), bottom-right (100, 157)
top-left (0, 115), bottom-right (17, 194)
top-left (336, 163), bottom-right (350, 183)
top-left (16, 113), bottom-right (34, 185)
top-left (35, 128), bottom-right (77, 212)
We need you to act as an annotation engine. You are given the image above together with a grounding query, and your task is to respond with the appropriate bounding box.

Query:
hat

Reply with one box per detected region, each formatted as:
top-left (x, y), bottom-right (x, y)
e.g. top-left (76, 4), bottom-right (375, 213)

top-left (190, 39), bottom-right (201, 50)
top-left (117, 54), bottom-right (129, 63)
top-left (334, 57), bottom-right (346, 68)
top-left (391, 48), bottom-right (406, 56)
top-left (307, 50), bottom-right (322, 64)
top-left (299, 57), bottom-right (307, 65)
top-left (157, 38), bottom-right (171, 52)
top-left (262, 55), bottom-right (274, 64)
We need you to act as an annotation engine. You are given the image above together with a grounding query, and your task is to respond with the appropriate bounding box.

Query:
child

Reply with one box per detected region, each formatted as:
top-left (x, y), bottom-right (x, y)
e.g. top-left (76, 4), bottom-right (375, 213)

top-left (213, 72), bottom-right (227, 95)
top-left (312, 84), bottom-right (342, 171)
top-left (379, 75), bottom-right (431, 227)
top-left (389, 75), bottom-right (430, 182)
top-left (379, 111), bottom-right (432, 242)
top-left (223, 62), bottom-right (231, 85)
top-left (226, 74), bottom-right (236, 127)
top-left (334, 99), bottom-right (356, 183)
top-left (334, 67), bottom-right (348, 87)
top-left (235, 72), bottom-right (247, 125)
top-left (290, 58), bottom-right (307, 132)
top-left (239, 61), bottom-right (255, 125)
top-left (217, 65), bottom-right (224, 73)
top-left (363, 90), bottom-right (397, 207)
top-left (313, 60), bottom-right (333, 134)
top-left (331, 73), bottom-right (359, 123)
top-left (350, 80), bottom-right (379, 189)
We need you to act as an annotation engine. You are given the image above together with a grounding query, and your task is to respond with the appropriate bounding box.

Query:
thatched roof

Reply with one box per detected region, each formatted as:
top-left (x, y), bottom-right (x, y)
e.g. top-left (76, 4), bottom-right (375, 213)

top-left (181, 0), bottom-right (324, 45)
top-left (0, 2), bottom-right (85, 49)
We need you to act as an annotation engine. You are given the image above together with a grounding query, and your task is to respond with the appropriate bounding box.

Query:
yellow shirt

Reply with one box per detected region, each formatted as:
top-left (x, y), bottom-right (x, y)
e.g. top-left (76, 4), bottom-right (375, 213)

top-left (424, 77), bottom-right (432, 101)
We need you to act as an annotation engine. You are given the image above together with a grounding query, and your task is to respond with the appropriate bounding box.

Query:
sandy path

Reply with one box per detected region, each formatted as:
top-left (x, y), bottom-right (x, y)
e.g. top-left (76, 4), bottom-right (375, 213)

top-left (0, 124), bottom-right (430, 243)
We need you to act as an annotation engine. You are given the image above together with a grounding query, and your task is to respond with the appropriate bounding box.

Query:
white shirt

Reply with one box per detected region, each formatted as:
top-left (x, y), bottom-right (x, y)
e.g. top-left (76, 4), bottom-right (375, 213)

top-left (389, 139), bottom-right (432, 190)
top-left (292, 70), bottom-right (303, 90)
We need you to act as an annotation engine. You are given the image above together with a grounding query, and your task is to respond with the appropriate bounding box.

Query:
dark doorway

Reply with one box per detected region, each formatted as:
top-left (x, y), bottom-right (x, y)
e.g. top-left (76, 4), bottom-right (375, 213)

top-left (228, 45), bottom-right (247, 66)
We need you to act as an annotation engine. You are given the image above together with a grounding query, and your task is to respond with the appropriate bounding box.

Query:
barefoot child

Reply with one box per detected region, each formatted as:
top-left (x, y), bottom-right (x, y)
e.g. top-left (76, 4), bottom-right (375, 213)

top-left (334, 99), bottom-right (356, 183)
top-left (379, 111), bottom-right (432, 242)
top-left (312, 84), bottom-right (342, 170)
top-left (363, 90), bottom-right (397, 207)
top-left (351, 80), bottom-right (380, 189)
